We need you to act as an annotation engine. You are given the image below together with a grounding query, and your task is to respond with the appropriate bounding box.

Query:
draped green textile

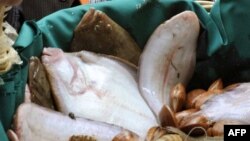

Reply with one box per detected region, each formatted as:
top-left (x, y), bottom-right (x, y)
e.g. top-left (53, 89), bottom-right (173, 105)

top-left (1, 0), bottom-right (249, 139)
top-left (0, 121), bottom-right (8, 141)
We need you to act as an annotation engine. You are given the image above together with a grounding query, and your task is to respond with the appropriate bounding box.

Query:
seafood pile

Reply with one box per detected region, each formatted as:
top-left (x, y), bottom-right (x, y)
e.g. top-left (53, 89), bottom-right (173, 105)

top-left (6, 8), bottom-right (249, 141)
top-left (161, 80), bottom-right (243, 138)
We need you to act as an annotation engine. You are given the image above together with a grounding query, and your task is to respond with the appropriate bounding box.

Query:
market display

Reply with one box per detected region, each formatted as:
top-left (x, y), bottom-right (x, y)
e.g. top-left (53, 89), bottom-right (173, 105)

top-left (10, 9), bottom-right (211, 141)
top-left (14, 10), bottom-right (201, 141)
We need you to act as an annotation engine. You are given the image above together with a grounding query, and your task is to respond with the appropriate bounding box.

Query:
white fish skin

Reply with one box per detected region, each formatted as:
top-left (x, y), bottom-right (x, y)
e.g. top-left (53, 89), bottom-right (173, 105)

top-left (41, 48), bottom-right (157, 138)
top-left (14, 103), bottom-right (126, 141)
top-left (200, 83), bottom-right (250, 124)
top-left (139, 11), bottom-right (200, 119)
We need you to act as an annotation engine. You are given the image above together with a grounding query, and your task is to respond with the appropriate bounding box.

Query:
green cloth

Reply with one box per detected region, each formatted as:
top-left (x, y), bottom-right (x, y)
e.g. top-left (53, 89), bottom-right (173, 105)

top-left (1, 0), bottom-right (250, 139)
top-left (0, 122), bottom-right (8, 141)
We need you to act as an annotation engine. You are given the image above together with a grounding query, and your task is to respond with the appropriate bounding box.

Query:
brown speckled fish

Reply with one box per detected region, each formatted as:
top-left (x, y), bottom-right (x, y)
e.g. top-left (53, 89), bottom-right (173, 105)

top-left (28, 56), bottom-right (54, 109)
top-left (70, 8), bottom-right (141, 65)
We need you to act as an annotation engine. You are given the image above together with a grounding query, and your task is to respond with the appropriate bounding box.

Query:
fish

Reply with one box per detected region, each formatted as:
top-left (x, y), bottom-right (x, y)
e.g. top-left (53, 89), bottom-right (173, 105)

top-left (41, 47), bottom-right (157, 138)
top-left (138, 11), bottom-right (200, 123)
top-left (178, 82), bottom-right (250, 136)
top-left (199, 83), bottom-right (250, 124)
top-left (14, 103), bottom-right (130, 141)
top-left (28, 56), bottom-right (55, 109)
top-left (70, 8), bottom-right (141, 65)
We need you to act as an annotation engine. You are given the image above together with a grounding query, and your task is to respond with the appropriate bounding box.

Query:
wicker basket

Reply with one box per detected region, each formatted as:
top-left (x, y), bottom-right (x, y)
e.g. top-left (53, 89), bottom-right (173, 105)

top-left (196, 0), bottom-right (214, 12)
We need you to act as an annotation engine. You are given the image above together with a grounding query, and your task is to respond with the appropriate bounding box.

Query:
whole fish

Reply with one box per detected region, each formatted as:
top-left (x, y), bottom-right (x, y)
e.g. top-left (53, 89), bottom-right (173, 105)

top-left (14, 103), bottom-right (135, 141)
top-left (139, 11), bottom-right (200, 123)
top-left (42, 47), bottom-right (157, 138)
top-left (70, 8), bottom-right (141, 65)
